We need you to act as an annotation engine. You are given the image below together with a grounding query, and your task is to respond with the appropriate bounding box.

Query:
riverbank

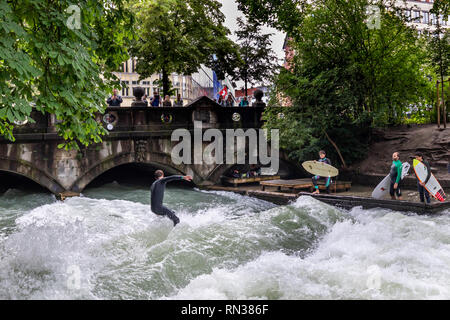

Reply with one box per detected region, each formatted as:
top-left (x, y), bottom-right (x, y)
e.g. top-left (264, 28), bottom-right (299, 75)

top-left (351, 124), bottom-right (449, 178)
top-left (201, 183), bottom-right (449, 214)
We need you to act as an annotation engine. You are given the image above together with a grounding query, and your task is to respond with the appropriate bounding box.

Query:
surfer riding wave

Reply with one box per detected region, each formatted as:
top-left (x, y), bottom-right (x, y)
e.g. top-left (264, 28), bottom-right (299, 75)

top-left (150, 170), bottom-right (193, 226)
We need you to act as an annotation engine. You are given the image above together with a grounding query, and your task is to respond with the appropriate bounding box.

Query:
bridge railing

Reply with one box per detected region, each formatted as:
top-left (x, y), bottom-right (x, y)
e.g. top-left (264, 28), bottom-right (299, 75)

top-left (7, 98), bottom-right (269, 141)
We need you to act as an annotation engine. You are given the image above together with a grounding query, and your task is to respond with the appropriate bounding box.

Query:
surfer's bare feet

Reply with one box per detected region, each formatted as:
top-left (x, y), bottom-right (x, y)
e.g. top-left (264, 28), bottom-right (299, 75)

top-left (312, 190), bottom-right (320, 194)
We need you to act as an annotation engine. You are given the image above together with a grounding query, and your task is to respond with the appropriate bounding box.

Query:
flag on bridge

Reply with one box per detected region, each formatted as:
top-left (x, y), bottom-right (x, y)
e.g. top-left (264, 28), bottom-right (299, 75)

top-left (219, 85), bottom-right (228, 99)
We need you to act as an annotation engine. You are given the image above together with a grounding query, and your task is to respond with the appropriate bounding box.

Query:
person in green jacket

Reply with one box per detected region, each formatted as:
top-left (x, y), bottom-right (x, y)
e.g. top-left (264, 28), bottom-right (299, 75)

top-left (389, 152), bottom-right (403, 200)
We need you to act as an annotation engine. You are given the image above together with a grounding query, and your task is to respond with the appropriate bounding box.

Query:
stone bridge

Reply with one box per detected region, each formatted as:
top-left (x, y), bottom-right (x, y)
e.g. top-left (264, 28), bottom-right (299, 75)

top-left (0, 97), bottom-right (299, 196)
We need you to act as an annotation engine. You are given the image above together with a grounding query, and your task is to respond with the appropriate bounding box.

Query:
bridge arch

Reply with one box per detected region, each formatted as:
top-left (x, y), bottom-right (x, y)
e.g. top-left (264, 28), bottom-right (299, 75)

top-left (0, 158), bottom-right (65, 194)
top-left (70, 152), bottom-right (189, 193)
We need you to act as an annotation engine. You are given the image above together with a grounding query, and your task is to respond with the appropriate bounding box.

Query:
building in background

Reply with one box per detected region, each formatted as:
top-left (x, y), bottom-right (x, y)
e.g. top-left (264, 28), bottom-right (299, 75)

top-left (397, 0), bottom-right (449, 33)
top-left (113, 60), bottom-right (235, 107)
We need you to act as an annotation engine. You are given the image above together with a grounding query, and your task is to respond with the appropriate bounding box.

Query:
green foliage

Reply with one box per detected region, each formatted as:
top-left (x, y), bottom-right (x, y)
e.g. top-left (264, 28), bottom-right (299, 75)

top-left (233, 17), bottom-right (280, 96)
top-left (236, 0), bottom-right (307, 33)
top-left (129, 0), bottom-right (239, 97)
top-left (153, 78), bottom-right (176, 97)
top-left (427, 0), bottom-right (450, 102)
top-left (262, 106), bottom-right (370, 167)
top-left (261, 0), bottom-right (436, 165)
top-left (0, 0), bottom-right (134, 150)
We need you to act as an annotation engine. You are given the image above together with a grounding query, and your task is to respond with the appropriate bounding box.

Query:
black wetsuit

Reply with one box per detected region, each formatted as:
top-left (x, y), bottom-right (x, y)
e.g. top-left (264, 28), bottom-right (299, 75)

top-left (389, 160), bottom-right (403, 198)
top-left (150, 176), bottom-right (183, 226)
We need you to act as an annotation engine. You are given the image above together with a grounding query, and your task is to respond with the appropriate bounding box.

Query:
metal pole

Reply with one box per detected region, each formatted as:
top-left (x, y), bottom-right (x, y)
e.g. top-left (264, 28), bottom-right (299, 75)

top-left (437, 80), bottom-right (441, 129)
top-left (443, 78), bottom-right (447, 129)
top-left (445, 78), bottom-right (450, 129)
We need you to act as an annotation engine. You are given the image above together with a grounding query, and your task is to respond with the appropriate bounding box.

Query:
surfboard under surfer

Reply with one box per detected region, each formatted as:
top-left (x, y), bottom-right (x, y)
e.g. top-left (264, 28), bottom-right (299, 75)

top-left (312, 150), bottom-right (332, 194)
top-left (150, 170), bottom-right (193, 226)
top-left (389, 152), bottom-right (403, 201)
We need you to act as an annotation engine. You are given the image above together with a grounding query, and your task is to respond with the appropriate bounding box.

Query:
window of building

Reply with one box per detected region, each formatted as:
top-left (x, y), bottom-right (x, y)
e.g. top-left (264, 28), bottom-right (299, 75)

top-left (431, 13), bottom-right (437, 25)
top-left (121, 81), bottom-right (129, 97)
top-left (423, 11), bottom-right (429, 24)
top-left (413, 10), bottom-right (421, 22)
top-left (404, 9), bottom-right (411, 19)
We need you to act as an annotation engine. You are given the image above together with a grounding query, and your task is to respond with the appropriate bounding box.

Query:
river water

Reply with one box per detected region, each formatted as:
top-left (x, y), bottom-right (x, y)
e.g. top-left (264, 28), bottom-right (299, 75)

top-left (0, 183), bottom-right (449, 300)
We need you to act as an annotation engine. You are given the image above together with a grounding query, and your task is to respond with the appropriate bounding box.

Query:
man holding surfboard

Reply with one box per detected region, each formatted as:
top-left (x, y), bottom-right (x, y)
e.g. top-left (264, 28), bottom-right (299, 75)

top-left (312, 150), bottom-right (332, 194)
top-left (413, 152), bottom-right (431, 204)
top-left (412, 154), bottom-right (446, 203)
top-left (389, 152), bottom-right (403, 200)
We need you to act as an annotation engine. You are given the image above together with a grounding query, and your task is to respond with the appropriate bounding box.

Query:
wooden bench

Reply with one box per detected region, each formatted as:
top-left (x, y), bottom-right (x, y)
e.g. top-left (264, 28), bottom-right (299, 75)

top-left (317, 181), bottom-right (352, 192)
top-left (260, 178), bottom-right (351, 193)
top-left (221, 175), bottom-right (281, 187)
top-left (260, 179), bottom-right (312, 192)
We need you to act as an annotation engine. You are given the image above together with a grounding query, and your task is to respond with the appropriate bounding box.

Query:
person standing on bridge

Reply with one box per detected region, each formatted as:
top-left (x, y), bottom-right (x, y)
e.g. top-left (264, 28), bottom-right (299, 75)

top-left (107, 89), bottom-right (123, 107)
top-left (150, 170), bottom-right (193, 226)
top-left (150, 92), bottom-right (161, 107)
top-left (162, 95), bottom-right (172, 107)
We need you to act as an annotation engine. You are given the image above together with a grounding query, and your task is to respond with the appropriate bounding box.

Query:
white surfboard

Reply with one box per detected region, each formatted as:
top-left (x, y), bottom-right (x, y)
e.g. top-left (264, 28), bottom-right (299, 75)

top-left (302, 160), bottom-right (339, 177)
top-left (413, 159), bottom-right (446, 202)
top-left (372, 162), bottom-right (410, 199)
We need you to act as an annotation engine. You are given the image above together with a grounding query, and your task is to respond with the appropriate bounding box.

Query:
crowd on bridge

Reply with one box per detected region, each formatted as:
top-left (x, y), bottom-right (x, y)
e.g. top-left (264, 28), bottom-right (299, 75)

top-left (107, 89), bottom-right (264, 108)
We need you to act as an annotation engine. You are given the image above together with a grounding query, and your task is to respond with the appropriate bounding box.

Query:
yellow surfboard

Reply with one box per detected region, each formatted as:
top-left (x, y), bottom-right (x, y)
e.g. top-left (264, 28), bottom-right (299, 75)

top-left (413, 159), bottom-right (446, 202)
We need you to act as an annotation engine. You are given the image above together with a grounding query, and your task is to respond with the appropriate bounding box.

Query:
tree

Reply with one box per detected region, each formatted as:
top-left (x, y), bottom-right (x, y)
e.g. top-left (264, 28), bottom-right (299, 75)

top-left (428, 0), bottom-right (450, 127)
top-left (236, 0), bottom-right (307, 33)
top-left (0, 0), bottom-right (134, 149)
top-left (233, 17), bottom-right (279, 97)
top-left (263, 0), bottom-right (432, 166)
top-left (129, 0), bottom-right (239, 98)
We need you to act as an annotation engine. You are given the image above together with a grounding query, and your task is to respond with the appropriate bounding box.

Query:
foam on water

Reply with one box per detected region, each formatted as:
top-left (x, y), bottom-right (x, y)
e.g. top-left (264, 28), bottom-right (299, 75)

top-left (170, 199), bottom-right (450, 300)
top-left (0, 187), bottom-right (449, 300)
